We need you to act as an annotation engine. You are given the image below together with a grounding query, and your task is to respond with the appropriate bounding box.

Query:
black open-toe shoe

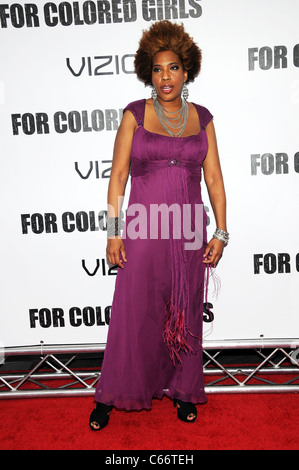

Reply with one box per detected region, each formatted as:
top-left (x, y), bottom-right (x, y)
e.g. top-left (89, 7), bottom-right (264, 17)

top-left (89, 402), bottom-right (113, 431)
top-left (174, 399), bottom-right (197, 423)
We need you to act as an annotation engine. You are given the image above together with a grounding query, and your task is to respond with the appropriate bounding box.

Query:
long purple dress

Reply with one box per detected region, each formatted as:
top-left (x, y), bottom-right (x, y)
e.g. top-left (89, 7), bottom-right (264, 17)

top-left (95, 99), bottom-right (213, 410)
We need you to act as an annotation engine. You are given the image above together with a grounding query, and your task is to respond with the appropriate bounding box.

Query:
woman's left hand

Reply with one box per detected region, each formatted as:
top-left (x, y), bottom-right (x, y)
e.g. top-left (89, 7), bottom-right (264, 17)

top-left (203, 238), bottom-right (224, 267)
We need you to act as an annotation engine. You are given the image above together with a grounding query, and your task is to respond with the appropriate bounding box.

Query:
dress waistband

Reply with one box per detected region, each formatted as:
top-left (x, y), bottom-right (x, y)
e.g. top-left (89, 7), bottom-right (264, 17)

top-left (131, 158), bottom-right (202, 177)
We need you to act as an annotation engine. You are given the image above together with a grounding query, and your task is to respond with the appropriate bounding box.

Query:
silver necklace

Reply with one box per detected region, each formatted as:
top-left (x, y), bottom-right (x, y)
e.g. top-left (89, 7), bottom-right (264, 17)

top-left (153, 97), bottom-right (188, 137)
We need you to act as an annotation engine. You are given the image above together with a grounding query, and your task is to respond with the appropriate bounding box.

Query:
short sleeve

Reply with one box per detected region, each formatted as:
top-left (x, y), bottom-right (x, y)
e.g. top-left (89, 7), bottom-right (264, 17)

top-left (123, 99), bottom-right (145, 126)
top-left (201, 106), bottom-right (213, 128)
top-left (193, 104), bottom-right (213, 129)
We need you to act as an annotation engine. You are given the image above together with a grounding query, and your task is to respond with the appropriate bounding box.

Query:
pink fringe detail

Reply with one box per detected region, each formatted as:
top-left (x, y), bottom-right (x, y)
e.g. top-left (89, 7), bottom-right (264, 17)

top-left (163, 300), bottom-right (195, 365)
top-left (204, 264), bottom-right (221, 305)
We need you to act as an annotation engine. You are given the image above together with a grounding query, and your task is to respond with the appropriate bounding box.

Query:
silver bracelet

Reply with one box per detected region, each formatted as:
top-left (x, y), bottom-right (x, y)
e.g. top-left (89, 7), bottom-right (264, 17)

top-left (212, 228), bottom-right (229, 246)
top-left (107, 217), bottom-right (120, 237)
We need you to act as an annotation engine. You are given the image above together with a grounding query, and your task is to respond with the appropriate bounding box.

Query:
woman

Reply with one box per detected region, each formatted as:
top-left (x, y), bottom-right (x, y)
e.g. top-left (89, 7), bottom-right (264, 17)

top-left (89, 20), bottom-right (228, 430)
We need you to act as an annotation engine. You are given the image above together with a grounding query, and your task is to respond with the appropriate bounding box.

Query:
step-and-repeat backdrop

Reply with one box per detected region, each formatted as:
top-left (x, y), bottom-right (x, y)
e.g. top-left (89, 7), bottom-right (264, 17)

top-left (0, 0), bottom-right (298, 347)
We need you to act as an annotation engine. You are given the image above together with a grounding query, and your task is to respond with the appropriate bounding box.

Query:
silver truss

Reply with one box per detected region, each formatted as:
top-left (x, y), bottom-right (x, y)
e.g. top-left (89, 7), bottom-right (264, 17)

top-left (0, 338), bottom-right (299, 399)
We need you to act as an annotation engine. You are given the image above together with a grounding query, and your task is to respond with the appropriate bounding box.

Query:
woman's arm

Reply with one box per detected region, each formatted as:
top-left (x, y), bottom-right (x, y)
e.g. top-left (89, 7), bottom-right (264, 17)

top-left (202, 120), bottom-right (227, 266)
top-left (106, 109), bottom-right (137, 268)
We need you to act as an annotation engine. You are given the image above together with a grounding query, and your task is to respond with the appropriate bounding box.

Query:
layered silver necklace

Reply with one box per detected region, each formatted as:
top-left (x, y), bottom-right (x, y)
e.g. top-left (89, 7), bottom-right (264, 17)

top-left (153, 97), bottom-right (188, 137)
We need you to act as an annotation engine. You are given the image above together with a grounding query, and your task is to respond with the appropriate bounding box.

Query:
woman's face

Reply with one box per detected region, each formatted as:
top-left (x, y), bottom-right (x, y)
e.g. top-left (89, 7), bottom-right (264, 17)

top-left (151, 50), bottom-right (188, 105)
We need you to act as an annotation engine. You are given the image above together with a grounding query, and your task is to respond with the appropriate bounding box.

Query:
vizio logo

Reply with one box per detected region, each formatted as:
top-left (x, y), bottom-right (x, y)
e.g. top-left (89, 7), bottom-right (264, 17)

top-left (66, 55), bottom-right (135, 77)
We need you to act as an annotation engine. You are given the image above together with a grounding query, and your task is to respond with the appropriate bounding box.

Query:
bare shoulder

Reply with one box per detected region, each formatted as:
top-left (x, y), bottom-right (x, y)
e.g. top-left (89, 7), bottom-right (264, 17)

top-left (145, 97), bottom-right (154, 114)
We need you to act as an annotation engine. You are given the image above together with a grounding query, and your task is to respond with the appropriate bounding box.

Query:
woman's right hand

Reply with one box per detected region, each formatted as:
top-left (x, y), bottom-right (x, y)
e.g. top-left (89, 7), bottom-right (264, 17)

top-left (106, 237), bottom-right (127, 269)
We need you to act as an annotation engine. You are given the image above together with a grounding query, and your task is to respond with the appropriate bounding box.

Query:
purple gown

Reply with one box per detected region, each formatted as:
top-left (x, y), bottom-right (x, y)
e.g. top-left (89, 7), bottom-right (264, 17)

top-left (95, 99), bottom-right (213, 410)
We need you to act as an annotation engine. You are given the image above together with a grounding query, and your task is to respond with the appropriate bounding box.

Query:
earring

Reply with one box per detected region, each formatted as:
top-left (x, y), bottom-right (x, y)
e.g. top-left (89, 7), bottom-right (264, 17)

top-left (182, 83), bottom-right (189, 100)
top-left (151, 86), bottom-right (157, 100)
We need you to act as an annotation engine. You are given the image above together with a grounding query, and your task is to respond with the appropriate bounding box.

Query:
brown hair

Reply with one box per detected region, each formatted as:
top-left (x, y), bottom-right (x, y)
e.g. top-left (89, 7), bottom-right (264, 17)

top-left (134, 20), bottom-right (202, 86)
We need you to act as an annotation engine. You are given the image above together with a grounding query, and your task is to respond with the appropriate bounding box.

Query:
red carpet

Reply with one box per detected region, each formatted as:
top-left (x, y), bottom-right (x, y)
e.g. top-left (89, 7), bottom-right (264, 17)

top-left (0, 393), bottom-right (298, 450)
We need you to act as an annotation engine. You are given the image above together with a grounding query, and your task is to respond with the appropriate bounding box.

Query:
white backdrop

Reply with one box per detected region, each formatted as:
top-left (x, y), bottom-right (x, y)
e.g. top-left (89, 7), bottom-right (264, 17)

top-left (0, 0), bottom-right (298, 347)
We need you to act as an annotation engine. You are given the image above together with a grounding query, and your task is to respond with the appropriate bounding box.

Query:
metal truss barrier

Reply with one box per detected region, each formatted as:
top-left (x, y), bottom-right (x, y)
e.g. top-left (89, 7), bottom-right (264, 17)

top-left (0, 338), bottom-right (299, 399)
